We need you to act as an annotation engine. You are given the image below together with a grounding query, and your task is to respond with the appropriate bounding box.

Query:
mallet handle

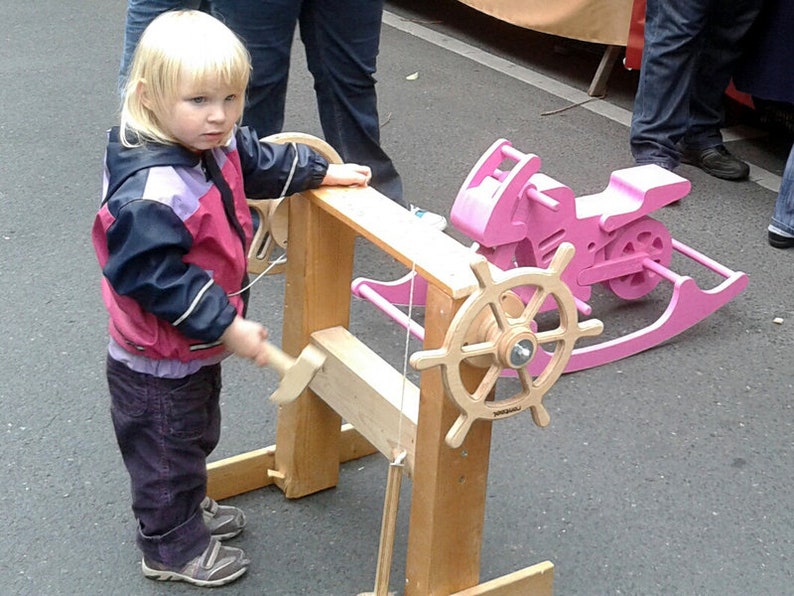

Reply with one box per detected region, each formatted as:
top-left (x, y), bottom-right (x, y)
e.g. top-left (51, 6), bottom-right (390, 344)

top-left (261, 341), bottom-right (295, 377)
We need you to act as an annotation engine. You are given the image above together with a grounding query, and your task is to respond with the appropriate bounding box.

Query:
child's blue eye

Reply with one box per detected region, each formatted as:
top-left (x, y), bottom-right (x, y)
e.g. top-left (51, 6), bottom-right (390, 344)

top-left (225, 94), bottom-right (237, 102)
top-left (191, 97), bottom-right (206, 104)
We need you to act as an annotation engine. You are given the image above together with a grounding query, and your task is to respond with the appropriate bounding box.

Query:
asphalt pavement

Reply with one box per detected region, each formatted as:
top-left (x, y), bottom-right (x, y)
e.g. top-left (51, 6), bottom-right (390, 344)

top-left (1, 0), bottom-right (791, 594)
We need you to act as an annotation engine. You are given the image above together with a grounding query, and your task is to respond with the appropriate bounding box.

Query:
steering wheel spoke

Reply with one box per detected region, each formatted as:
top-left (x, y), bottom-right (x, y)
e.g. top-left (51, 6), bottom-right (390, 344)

top-left (469, 364), bottom-right (502, 403)
top-left (534, 326), bottom-right (569, 347)
top-left (459, 340), bottom-right (497, 361)
top-left (519, 285), bottom-right (549, 324)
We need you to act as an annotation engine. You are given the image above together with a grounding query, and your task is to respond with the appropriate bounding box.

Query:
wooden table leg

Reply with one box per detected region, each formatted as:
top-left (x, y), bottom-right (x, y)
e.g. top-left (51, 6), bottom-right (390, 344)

top-left (588, 44), bottom-right (624, 97)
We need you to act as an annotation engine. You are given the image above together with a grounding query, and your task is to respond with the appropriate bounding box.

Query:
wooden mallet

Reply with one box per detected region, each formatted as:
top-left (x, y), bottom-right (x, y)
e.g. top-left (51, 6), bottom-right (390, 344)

top-left (261, 341), bottom-right (327, 404)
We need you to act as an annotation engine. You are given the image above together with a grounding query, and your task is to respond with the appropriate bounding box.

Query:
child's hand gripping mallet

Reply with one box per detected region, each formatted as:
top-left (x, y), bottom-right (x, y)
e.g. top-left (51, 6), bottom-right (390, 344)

top-left (260, 341), bottom-right (327, 404)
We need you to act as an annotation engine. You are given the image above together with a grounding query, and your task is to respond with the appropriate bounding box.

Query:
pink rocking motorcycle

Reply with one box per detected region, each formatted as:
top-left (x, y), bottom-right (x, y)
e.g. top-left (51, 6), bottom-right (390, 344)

top-left (352, 139), bottom-right (748, 374)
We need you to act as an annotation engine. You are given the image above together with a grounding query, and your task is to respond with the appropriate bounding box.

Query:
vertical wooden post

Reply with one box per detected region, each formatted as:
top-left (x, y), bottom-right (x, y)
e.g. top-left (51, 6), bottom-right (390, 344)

top-left (405, 283), bottom-right (493, 595)
top-left (273, 192), bottom-right (357, 498)
top-left (372, 457), bottom-right (405, 595)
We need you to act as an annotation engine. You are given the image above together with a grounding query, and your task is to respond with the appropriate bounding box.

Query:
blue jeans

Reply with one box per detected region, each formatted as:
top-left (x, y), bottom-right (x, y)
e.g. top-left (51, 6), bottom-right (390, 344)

top-left (210, 0), bottom-right (406, 206)
top-left (771, 145), bottom-right (794, 237)
top-left (107, 356), bottom-right (221, 567)
top-left (630, 0), bottom-right (762, 169)
top-left (118, 0), bottom-right (207, 94)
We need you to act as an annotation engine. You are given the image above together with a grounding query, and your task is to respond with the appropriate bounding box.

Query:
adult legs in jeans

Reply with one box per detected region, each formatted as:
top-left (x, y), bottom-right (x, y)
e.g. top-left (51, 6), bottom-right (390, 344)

top-left (211, 0), bottom-right (406, 206)
top-left (630, 0), bottom-right (761, 168)
top-left (770, 144), bottom-right (794, 239)
top-left (107, 357), bottom-right (222, 568)
top-left (209, 0), bottom-right (299, 137)
top-left (118, 0), bottom-right (205, 94)
top-left (681, 0), bottom-right (762, 152)
top-left (300, 0), bottom-right (405, 206)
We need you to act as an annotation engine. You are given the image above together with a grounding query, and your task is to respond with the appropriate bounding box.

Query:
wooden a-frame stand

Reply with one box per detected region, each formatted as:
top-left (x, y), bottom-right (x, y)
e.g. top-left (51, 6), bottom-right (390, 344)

top-left (206, 183), bottom-right (554, 595)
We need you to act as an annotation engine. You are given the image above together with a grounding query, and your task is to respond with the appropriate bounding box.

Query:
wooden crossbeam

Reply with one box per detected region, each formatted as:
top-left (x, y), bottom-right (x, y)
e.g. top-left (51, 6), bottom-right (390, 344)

top-left (310, 326), bottom-right (419, 474)
top-left (450, 561), bottom-right (554, 596)
top-left (304, 185), bottom-right (481, 299)
top-left (206, 424), bottom-right (378, 501)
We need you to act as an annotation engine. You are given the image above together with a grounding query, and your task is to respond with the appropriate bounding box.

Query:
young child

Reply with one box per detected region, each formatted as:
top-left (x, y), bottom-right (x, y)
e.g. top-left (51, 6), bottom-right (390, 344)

top-left (92, 9), bottom-right (370, 588)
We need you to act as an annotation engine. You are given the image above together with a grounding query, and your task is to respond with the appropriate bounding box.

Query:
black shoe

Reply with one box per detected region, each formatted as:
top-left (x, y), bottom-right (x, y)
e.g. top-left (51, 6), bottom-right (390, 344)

top-left (680, 145), bottom-right (750, 181)
top-left (768, 230), bottom-right (794, 249)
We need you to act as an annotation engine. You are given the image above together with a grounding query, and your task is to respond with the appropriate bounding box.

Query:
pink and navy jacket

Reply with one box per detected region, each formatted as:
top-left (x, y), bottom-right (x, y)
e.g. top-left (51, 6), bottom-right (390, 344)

top-left (92, 126), bottom-right (327, 370)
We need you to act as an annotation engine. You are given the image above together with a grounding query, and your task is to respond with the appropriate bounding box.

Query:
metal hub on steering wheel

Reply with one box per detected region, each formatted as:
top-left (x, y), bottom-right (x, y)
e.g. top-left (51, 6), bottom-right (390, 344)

top-left (410, 242), bottom-right (603, 448)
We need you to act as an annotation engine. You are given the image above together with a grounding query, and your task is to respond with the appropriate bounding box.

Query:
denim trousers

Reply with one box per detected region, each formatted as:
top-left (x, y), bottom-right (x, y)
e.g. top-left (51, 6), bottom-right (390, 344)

top-left (210, 0), bottom-right (406, 206)
top-left (107, 356), bottom-right (221, 567)
top-left (118, 0), bottom-right (207, 94)
top-left (630, 0), bottom-right (762, 169)
top-left (771, 144), bottom-right (794, 236)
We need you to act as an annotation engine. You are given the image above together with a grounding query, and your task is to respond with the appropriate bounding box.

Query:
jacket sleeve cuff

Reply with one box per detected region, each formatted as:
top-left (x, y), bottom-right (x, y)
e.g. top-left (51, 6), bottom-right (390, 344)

top-left (309, 154), bottom-right (329, 188)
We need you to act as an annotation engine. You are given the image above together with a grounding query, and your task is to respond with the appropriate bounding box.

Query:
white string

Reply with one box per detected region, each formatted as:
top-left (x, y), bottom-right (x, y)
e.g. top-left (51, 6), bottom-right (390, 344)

top-left (278, 142), bottom-right (299, 199)
top-left (229, 141), bottom-right (298, 299)
top-left (227, 252), bottom-right (287, 297)
top-left (395, 261), bottom-right (418, 463)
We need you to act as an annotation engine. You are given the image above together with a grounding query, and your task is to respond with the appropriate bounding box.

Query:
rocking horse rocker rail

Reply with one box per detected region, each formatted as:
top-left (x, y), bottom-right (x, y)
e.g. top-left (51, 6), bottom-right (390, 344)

top-left (525, 238), bottom-right (748, 374)
top-left (351, 241), bottom-right (748, 375)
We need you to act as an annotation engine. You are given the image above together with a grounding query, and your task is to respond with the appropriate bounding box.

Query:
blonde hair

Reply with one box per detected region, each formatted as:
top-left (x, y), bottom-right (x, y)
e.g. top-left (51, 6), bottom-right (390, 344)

top-left (120, 10), bottom-right (251, 147)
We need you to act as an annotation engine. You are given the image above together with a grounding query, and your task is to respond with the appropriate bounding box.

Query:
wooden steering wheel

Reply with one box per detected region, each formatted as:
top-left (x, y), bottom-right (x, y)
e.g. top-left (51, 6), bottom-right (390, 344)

top-left (410, 243), bottom-right (603, 448)
top-left (247, 133), bottom-right (343, 275)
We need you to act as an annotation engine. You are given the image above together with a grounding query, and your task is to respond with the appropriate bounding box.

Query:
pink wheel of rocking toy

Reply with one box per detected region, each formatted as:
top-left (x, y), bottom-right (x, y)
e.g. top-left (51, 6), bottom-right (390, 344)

top-left (604, 216), bottom-right (673, 300)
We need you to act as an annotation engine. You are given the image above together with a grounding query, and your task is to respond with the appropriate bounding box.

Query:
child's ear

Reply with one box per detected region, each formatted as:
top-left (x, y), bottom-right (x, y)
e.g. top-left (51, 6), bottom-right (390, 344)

top-left (136, 79), bottom-right (152, 110)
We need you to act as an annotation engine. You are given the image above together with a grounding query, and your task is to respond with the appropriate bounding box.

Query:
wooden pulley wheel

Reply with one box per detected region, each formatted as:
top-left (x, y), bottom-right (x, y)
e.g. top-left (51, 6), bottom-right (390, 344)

top-left (410, 242), bottom-right (603, 448)
top-left (246, 133), bottom-right (343, 275)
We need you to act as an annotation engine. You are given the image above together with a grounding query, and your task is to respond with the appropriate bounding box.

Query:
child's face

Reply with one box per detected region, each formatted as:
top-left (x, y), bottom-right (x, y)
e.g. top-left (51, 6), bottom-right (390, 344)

top-left (158, 75), bottom-right (245, 153)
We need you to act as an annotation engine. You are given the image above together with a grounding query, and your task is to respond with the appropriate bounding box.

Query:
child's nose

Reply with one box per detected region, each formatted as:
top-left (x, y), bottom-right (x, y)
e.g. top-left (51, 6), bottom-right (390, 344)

top-left (208, 103), bottom-right (226, 122)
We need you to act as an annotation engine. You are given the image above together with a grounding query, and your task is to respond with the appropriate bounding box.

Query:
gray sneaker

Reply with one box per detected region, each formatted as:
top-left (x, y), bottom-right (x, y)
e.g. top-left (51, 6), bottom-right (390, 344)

top-left (202, 496), bottom-right (246, 540)
top-left (142, 537), bottom-right (250, 587)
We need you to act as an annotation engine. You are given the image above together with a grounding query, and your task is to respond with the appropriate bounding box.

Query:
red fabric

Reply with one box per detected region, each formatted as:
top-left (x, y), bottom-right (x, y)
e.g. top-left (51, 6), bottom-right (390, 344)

top-left (625, 0), bottom-right (645, 70)
top-left (624, 0), bottom-right (754, 108)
